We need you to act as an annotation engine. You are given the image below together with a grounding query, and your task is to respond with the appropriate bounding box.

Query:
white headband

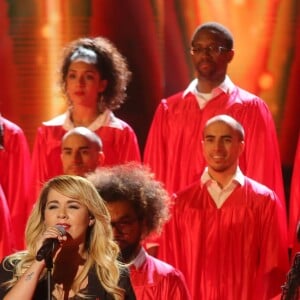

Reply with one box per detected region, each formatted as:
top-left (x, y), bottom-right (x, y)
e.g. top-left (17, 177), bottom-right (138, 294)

top-left (70, 46), bottom-right (97, 64)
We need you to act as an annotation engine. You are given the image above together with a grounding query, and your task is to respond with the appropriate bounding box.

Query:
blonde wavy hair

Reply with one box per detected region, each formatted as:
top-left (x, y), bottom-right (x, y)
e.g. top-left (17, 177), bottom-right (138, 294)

top-left (2, 175), bottom-right (124, 299)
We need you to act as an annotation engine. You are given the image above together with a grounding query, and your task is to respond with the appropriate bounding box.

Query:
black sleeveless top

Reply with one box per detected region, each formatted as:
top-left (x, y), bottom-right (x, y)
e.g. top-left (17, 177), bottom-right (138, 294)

top-left (0, 258), bottom-right (136, 300)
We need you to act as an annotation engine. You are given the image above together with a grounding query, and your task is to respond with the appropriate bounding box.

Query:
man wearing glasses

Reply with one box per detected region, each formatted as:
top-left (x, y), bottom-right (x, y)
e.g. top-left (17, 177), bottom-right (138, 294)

top-left (88, 163), bottom-right (191, 299)
top-left (144, 22), bottom-right (286, 217)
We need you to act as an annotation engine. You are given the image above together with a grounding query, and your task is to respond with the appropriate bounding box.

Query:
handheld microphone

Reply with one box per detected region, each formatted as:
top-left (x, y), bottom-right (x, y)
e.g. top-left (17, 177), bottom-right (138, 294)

top-left (36, 225), bottom-right (66, 261)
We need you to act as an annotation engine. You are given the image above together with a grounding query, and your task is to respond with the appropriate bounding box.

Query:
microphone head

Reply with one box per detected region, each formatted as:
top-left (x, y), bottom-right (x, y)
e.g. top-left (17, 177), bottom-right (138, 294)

top-left (36, 225), bottom-right (67, 262)
top-left (55, 225), bottom-right (66, 236)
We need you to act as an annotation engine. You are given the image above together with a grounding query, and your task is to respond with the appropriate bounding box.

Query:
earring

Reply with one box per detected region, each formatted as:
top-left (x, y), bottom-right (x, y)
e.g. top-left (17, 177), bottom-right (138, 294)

top-left (89, 216), bottom-right (95, 226)
top-left (97, 94), bottom-right (105, 113)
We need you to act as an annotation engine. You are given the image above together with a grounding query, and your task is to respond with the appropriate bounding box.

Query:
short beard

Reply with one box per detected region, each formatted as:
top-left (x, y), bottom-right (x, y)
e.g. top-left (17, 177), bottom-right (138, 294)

top-left (120, 241), bottom-right (140, 263)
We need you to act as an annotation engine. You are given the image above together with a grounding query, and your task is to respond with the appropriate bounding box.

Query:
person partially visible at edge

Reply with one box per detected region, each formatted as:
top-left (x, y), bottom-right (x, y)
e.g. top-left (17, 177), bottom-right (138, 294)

top-left (143, 21), bottom-right (286, 215)
top-left (288, 134), bottom-right (300, 257)
top-left (29, 36), bottom-right (141, 214)
top-left (0, 175), bottom-right (136, 300)
top-left (158, 114), bottom-right (288, 300)
top-left (61, 126), bottom-right (105, 176)
top-left (0, 183), bottom-right (13, 259)
top-left (88, 163), bottom-right (191, 299)
top-left (0, 113), bottom-right (31, 251)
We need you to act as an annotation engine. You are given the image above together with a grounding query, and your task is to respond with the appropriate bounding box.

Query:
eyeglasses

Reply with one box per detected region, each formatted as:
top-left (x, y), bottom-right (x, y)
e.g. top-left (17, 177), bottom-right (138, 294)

top-left (190, 45), bottom-right (230, 56)
top-left (110, 218), bottom-right (138, 233)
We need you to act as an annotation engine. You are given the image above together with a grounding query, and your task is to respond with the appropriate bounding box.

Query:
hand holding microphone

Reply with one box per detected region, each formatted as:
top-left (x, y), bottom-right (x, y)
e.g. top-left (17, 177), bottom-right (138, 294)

top-left (36, 225), bottom-right (67, 261)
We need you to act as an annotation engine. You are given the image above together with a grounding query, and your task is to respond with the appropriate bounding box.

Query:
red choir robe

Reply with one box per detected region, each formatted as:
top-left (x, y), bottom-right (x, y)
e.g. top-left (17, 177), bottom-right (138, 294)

top-left (29, 111), bottom-right (141, 212)
top-left (288, 135), bottom-right (300, 255)
top-left (130, 248), bottom-right (191, 299)
top-left (0, 116), bottom-right (31, 250)
top-left (0, 184), bottom-right (14, 259)
top-left (158, 177), bottom-right (289, 300)
top-left (144, 84), bottom-right (286, 212)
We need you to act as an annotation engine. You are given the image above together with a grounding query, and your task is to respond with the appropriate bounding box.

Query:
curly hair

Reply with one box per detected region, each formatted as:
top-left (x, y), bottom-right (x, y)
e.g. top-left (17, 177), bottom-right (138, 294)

top-left (87, 163), bottom-right (170, 238)
top-left (59, 37), bottom-right (132, 111)
top-left (191, 22), bottom-right (234, 50)
top-left (2, 175), bottom-right (124, 299)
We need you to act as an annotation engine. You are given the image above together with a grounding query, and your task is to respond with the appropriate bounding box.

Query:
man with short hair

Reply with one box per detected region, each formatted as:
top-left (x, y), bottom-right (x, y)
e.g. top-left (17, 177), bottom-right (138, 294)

top-left (144, 22), bottom-right (286, 213)
top-left (61, 126), bottom-right (104, 176)
top-left (158, 114), bottom-right (288, 300)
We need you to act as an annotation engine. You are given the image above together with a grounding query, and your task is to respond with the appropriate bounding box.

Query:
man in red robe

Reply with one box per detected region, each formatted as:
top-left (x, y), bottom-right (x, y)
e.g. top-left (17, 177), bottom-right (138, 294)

top-left (29, 127), bottom-right (106, 209)
top-left (144, 22), bottom-right (286, 213)
top-left (29, 113), bottom-right (141, 212)
top-left (0, 115), bottom-right (31, 250)
top-left (288, 134), bottom-right (300, 256)
top-left (158, 114), bottom-right (288, 300)
top-left (88, 163), bottom-right (191, 299)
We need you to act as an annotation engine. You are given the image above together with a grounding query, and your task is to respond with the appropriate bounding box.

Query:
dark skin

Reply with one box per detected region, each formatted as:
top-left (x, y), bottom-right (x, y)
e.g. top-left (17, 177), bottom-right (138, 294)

top-left (105, 200), bottom-right (145, 263)
top-left (191, 28), bottom-right (234, 93)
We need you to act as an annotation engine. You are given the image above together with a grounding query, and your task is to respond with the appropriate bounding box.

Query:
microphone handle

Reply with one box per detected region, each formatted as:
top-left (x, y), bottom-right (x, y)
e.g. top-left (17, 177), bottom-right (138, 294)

top-left (36, 238), bottom-right (59, 261)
